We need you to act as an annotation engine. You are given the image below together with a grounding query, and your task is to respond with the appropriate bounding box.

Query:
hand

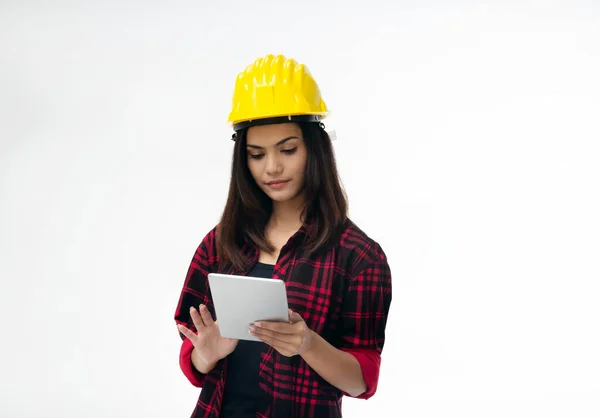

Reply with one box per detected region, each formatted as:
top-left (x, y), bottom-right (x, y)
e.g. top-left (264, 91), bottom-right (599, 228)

top-left (177, 304), bottom-right (238, 366)
top-left (249, 309), bottom-right (314, 357)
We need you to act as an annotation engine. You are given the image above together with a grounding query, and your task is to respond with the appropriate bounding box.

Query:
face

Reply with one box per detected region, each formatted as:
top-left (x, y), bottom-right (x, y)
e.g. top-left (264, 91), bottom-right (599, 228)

top-left (245, 123), bottom-right (308, 203)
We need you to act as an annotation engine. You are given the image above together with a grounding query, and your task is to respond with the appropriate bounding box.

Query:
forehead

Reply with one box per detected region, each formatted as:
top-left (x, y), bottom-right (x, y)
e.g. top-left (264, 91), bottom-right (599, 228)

top-left (246, 123), bottom-right (303, 147)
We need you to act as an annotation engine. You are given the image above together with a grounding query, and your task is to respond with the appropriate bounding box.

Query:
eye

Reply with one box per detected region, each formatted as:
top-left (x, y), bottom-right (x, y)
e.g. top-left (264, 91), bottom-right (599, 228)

top-left (281, 147), bottom-right (297, 155)
top-left (248, 153), bottom-right (264, 160)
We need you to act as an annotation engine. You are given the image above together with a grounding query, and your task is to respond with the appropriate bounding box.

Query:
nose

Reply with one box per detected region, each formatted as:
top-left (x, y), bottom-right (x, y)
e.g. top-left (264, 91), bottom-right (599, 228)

top-left (265, 152), bottom-right (282, 176)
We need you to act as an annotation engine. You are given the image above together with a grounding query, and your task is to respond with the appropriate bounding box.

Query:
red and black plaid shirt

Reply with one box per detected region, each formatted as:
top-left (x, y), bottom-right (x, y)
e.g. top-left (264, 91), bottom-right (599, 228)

top-left (174, 219), bottom-right (393, 418)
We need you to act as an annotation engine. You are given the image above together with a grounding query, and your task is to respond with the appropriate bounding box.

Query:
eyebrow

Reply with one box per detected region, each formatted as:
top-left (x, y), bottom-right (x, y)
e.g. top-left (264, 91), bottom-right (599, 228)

top-left (246, 136), bottom-right (298, 149)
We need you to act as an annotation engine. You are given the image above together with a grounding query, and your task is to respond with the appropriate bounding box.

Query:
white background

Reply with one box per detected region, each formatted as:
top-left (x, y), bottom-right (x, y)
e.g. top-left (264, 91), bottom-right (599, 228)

top-left (1, 1), bottom-right (599, 417)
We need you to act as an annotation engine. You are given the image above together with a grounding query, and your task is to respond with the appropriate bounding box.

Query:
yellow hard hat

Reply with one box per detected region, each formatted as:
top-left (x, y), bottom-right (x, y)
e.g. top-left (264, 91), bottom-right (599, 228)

top-left (227, 54), bottom-right (328, 132)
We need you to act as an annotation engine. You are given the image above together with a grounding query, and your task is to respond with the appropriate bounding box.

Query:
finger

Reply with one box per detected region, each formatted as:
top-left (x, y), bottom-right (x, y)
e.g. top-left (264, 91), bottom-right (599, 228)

top-left (254, 320), bottom-right (295, 334)
top-left (255, 333), bottom-right (298, 356)
top-left (177, 323), bottom-right (196, 340)
top-left (214, 320), bottom-right (228, 337)
top-left (190, 306), bottom-right (206, 330)
top-left (199, 304), bottom-right (215, 326)
top-left (250, 325), bottom-right (302, 347)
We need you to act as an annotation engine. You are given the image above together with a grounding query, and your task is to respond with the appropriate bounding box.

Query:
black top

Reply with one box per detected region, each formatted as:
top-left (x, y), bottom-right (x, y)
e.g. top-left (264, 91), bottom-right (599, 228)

top-left (220, 262), bottom-right (274, 418)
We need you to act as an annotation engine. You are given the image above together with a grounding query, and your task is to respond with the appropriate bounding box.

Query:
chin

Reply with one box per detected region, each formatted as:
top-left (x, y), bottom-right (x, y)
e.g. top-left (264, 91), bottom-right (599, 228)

top-left (265, 191), bottom-right (295, 202)
top-left (261, 186), bottom-right (302, 203)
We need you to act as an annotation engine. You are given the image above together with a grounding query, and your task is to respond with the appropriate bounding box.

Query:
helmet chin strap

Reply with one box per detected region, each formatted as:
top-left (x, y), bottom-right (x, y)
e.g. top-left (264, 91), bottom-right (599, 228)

top-left (318, 122), bottom-right (337, 141)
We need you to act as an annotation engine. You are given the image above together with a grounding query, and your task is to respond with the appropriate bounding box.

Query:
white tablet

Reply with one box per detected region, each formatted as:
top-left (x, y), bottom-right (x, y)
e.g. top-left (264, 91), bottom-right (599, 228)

top-left (207, 272), bottom-right (289, 342)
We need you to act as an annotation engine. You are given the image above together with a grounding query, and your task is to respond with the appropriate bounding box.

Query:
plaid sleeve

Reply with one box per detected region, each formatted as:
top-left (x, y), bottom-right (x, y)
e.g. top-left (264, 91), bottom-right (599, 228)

top-left (339, 246), bottom-right (392, 400)
top-left (174, 227), bottom-right (218, 387)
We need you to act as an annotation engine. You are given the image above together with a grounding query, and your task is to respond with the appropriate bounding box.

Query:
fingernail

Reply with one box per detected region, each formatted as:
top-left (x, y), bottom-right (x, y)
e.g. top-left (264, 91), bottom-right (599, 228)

top-left (254, 321), bottom-right (261, 327)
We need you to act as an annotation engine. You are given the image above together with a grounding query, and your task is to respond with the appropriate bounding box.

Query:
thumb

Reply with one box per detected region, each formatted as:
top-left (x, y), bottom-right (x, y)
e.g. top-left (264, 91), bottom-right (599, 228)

top-left (288, 309), bottom-right (303, 322)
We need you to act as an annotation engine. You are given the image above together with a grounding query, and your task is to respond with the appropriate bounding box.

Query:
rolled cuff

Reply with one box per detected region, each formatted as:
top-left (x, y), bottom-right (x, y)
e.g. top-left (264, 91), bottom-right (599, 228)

top-left (179, 338), bottom-right (206, 387)
top-left (340, 348), bottom-right (381, 399)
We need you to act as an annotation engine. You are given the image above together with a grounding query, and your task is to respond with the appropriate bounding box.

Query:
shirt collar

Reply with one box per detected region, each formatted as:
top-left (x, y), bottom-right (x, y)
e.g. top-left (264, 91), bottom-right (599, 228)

top-left (241, 217), bottom-right (315, 248)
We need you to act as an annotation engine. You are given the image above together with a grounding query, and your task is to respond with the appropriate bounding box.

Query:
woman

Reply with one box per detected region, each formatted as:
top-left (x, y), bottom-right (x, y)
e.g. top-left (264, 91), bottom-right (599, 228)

top-left (174, 54), bottom-right (393, 418)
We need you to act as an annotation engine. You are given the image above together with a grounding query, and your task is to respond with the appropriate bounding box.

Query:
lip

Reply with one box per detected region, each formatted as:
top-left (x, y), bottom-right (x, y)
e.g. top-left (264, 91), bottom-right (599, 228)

top-left (265, 180), bottom-right (290, 189)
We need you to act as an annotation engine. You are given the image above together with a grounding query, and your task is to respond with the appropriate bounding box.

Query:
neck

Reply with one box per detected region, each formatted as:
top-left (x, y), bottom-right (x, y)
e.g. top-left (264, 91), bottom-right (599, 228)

top-left (269, 195), bottom-right (305, 232)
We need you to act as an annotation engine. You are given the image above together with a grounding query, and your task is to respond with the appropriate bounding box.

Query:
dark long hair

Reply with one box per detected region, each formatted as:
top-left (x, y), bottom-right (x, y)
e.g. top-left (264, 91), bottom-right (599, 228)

top-left (216, 122), bottom-right (348, 271)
